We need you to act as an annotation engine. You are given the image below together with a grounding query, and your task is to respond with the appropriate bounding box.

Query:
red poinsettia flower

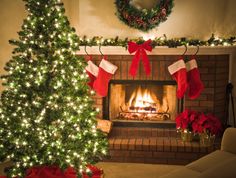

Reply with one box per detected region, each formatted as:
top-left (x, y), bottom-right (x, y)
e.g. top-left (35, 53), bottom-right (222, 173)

top-left (205, 114), bottom-right (222, 135)
top-left (175, 109), bottom-right (198, 131)
top-left (176, 110), bottom-right (222, 135)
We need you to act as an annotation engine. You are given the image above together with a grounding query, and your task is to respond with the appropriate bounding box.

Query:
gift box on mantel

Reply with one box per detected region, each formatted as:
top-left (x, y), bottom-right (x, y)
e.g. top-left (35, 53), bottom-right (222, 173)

top-left (0, 164), bottom-right (103, 178)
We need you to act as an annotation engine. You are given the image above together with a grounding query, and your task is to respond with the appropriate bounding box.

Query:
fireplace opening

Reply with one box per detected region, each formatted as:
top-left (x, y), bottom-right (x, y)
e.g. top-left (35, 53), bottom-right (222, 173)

top-left (103, 80), bottom-right (182, 123)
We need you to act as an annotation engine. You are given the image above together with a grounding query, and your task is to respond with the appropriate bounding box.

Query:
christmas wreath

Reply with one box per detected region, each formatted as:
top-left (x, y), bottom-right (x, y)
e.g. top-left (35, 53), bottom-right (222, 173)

top-left (115, 0), bottom-right (174, 32)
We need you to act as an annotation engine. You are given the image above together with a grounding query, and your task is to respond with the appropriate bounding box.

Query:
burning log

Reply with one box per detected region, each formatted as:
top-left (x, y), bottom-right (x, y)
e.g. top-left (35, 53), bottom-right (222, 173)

top-left (129, 106), bottom-right (156, 112)
top-left (119, 111), bottom-right (170, 121)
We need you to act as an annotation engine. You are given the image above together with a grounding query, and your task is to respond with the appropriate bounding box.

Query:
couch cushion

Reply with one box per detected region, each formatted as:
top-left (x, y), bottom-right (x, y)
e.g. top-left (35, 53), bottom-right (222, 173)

top-left (160, 167), bottom-right (200, 178)
top-left (187, 150), bottom-right (236, 172)
top-left (221, 128), bottom-right (236, 154)
top-left (197, 157), bottom-right (236, 178)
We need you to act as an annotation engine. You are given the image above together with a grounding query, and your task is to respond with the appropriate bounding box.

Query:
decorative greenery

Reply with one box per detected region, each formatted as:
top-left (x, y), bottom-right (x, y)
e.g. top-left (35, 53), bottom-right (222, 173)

top-left (0, 0), bottom-right (107, 177)
top-left (78, 34), bottom-right (236, 48)
top-left (115, 0), bottom-right (174, 32)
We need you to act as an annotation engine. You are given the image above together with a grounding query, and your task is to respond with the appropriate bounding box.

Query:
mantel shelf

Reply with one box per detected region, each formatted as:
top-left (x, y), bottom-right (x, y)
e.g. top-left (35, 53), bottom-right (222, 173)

top-left (77, 46), bottom-right (236, 55)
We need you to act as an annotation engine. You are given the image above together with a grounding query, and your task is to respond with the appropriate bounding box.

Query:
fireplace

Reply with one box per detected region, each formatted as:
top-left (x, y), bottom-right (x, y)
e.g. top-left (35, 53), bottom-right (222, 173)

top-left (80, 52), bottom-right (230, 164)
top-left (103, 80), bottom-right (183, 123)
top-left (89, 54), bottom-right (229, 127)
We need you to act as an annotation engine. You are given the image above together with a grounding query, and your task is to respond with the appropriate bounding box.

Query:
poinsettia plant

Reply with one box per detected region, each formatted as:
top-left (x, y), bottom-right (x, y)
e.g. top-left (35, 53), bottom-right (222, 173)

top-left (175, 109), bottom-right (198, 132)
top-left (176, 109), bottom-right (222, 135)
top-left (192, 113), bottom-right (222, 135)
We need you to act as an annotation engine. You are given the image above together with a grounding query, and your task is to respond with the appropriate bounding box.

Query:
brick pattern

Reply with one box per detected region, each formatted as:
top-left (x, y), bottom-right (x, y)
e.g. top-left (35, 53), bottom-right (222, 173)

top-left (85, 55), bottom-right (229, 122)
top-left (106, 127), bottom-right (220, 165)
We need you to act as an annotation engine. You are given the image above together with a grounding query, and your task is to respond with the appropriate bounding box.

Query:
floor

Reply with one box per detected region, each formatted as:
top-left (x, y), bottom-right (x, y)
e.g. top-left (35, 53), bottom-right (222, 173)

top-left (96, 162), bottom-right (182, 178)
top-left (0, 161), bottom-right (182, 178)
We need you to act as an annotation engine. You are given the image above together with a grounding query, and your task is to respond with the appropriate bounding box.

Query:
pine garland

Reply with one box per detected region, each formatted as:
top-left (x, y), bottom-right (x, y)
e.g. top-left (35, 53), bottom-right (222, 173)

top-left (78, 34), bottom-right (236, 48)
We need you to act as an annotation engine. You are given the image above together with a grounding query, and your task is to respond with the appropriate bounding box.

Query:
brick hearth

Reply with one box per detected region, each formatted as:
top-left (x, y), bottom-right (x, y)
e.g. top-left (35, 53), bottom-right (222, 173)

top-left (105, 127), bottom-right (220, 165)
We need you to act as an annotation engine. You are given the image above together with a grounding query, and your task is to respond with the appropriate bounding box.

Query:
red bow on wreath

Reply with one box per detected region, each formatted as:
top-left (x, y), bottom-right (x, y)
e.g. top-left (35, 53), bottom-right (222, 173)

top-left (128, 39), bottom-right (152, 77)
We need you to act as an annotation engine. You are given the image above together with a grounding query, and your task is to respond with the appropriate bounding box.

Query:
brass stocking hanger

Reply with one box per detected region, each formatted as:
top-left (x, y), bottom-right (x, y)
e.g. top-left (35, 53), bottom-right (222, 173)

top-left (194, 45), bottom-right (200, 56)
top-left (99, 44), bottom-right (104, 58)
top-left (182, 44), bottom-right (188, 56)
top-left (84, 45), bottom-right (92, 61)
top-left (182, 44), bottom-right (188, 61)
top-left (84, 45), bottom-right (89, 55)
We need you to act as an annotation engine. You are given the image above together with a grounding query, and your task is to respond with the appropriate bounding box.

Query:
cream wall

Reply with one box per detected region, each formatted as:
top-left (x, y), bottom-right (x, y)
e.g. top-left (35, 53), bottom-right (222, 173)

top-left (0, 0), bottom-right (236, 93)
top-left (78, 0), bottom-right (236, 39)
top-left (0, 0), bottom-right (77, 77)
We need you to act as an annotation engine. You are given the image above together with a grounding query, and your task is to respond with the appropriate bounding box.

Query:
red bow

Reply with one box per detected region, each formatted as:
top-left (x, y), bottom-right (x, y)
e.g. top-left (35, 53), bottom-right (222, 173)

top-left (128, 39), bottom-right (152, 77)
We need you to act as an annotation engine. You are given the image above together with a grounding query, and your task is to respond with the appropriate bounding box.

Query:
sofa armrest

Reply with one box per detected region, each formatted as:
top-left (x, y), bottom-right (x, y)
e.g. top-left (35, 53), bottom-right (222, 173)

top-left (221, 128), bottom-right (236, 154)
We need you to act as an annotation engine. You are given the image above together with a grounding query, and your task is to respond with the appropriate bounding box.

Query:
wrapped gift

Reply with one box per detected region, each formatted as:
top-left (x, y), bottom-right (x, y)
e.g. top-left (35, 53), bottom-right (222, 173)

top-left (97, 119), bottom-right (112, 134)
top-left (0, 165), bottom-right (103, 178)
top-left (25, 166), bottom-right (66, 178)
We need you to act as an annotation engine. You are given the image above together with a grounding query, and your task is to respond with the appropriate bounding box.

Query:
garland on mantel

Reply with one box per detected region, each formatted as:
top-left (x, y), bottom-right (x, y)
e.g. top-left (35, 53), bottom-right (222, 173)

top-left (78, 34), bottom-right (236, 48)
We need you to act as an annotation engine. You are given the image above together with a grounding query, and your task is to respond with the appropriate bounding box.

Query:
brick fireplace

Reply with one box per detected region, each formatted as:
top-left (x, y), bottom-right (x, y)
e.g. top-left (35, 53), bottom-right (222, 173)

top-left (91, 54), bottom-right (229, 124)
top-left (80, 49), bottom-right (230, 164)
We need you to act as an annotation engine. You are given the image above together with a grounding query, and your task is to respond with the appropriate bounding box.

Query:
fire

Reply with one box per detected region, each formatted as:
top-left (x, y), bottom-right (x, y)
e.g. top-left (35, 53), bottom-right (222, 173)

top-left (128, 86), bottom-right (158, 112)
top-left (116, 85), bottom-right (174, 121)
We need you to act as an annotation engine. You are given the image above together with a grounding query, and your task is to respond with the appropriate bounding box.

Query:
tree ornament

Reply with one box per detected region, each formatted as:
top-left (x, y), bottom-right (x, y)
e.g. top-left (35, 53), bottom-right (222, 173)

top-left (115, 0), bottom-right (174, 32)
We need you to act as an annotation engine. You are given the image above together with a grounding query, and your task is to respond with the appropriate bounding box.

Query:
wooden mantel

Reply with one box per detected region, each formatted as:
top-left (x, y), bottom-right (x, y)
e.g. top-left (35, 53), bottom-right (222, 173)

top-left (77, 46), bottom-right (236, 55)
top-left (77, 46), bottom-right (236, 81)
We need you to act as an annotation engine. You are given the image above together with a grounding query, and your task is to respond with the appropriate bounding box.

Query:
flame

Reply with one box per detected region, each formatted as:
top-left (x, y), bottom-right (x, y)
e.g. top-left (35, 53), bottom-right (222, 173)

top-left (129, 86), bottom-right (157, 109)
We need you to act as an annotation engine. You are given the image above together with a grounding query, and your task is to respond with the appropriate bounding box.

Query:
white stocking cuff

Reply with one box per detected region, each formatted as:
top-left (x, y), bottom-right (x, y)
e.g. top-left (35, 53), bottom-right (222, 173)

top-left (99, 59), bottom-right (118, 74)
top-left (168, 60), bottom-right (186, 75)
top-left (86, 60), bottom-right (99, 77)
top-left (186, 59), bottom-right (198, 71)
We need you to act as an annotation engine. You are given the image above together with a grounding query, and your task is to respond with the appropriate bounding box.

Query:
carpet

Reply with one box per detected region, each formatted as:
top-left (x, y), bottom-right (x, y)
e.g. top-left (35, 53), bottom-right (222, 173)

top-left (96, 162), bottom-right (182, 178)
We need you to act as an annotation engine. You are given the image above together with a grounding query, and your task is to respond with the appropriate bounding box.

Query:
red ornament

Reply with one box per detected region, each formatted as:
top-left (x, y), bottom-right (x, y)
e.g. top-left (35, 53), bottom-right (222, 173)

top-left (136, 18), bottom-right (144, 25)
top-left (161, 8), bottom-right (167, 16)
top-left (122, 11), bottom-right (129, 19)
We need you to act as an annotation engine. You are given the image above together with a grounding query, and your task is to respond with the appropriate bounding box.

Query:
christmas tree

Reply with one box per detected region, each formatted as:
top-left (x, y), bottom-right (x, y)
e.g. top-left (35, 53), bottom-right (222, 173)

top-left (0, 0), bottom-right (107, 177)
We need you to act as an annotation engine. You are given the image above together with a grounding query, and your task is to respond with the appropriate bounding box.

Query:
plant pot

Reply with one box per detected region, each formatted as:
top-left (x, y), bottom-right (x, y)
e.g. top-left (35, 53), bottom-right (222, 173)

top-left (199, 133), bottom-right (215, 146)
top-left (180, 130), bottom-right (193, 142)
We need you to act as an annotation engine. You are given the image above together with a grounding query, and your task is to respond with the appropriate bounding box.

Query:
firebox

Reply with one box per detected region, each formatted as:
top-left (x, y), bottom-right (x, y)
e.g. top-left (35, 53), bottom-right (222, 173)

top-left (103, 80), bottom-right (183, 123)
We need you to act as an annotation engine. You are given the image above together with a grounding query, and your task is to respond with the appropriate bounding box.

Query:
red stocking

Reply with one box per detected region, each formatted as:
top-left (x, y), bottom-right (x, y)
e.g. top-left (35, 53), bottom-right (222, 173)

top-left (85, 60), bottom-right (99, 88)
top-left (186, 58), bottom-right (204, 99)
top-left (168, 59), bottom-right (188, 99)
top-left (93, 59), bottom-right (118, 97)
